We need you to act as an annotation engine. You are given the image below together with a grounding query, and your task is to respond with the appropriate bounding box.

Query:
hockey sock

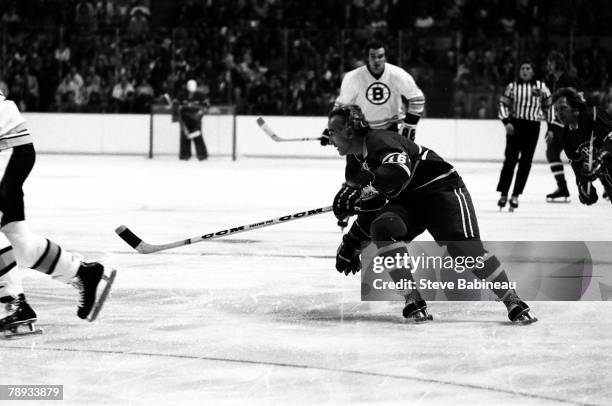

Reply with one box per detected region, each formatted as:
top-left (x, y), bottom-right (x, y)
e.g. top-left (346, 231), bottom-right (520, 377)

top-left (471, 254), bottom-right (513, 299)
top-left (1, 221), bottom-right (82, 283)
top-left (375, 242), bottom-right (416, 296)
top-left (550, 162), bottom-right (566, 186)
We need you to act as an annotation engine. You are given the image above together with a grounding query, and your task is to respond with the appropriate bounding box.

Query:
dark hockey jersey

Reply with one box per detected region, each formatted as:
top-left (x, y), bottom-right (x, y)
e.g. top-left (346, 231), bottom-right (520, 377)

top-left (345, 129), bottom-right (462, 200)
top-left (561, 106), bottom-right (612, 179)
top-left (172, 91), bottom-right (210, 132)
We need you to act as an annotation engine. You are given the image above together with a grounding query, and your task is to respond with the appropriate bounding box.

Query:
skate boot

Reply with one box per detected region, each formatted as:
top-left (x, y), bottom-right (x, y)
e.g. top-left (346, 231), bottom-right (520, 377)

top-left (502, 291), bottom-right (537, 325)
top-left (0, 294), bottom-right (44, 339)
top-left (402, 290), bottom-right (433, 322)
top-left (72, 262), bottom-right (117, 322)
top-left (497, 195), bottom-right (508, 211)
top-left (546, 185), bottom-right (570, 202)
top-left (508, 195), bottom-right (519, 212)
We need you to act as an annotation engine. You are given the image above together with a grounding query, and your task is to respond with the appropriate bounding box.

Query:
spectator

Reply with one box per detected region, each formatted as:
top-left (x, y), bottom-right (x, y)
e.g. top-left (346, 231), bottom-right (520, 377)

top-left (111, 74), bottom-right (135, 112)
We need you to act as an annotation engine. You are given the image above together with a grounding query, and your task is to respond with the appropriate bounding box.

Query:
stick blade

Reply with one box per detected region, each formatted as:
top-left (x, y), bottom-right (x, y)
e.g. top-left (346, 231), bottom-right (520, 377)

top-left (256, 117), bottom-right (281, 141)
top-left (115, 225), bottom-right (143, 249)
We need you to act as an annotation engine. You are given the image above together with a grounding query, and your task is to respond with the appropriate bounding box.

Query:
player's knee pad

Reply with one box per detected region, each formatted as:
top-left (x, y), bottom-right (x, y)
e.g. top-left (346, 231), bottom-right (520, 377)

top-left (370, 212), bottom-right (407, 243)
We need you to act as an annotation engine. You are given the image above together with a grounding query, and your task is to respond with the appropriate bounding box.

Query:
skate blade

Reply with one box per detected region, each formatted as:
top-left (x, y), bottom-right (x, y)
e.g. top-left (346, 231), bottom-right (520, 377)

top-left (413, 314), bottom-right (434, 323)
top-left (405, 310), bottom-right (434, 323)
top-left (87, 268), bottom-right (117, 322)
top-left (511, 310), bottom-right (538, 325)
top-left (3, 323), bottom-right (44, 340)
top-left (546, 198), bottom-right (570, 203)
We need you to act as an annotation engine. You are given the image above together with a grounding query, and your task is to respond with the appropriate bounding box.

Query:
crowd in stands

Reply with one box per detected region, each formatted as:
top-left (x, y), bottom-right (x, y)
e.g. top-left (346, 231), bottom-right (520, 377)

top-left (1, 0), bottom-right (612, 118)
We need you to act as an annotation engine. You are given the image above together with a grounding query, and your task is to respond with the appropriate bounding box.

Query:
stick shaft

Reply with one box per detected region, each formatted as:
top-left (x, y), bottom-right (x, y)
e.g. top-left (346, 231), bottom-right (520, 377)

top-left (116, 206), bottom-right (333, 253)
top-left (587, 130), bottom-right (594, 194)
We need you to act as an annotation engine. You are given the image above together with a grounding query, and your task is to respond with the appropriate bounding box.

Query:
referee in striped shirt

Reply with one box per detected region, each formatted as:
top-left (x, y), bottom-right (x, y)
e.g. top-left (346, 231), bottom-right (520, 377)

top-left (496, 60), bottom-right (552, 211)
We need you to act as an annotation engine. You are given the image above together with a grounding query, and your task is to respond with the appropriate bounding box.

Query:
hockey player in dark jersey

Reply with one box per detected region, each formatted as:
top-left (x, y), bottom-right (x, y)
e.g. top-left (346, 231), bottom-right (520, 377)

top-left (328, 104), bottom-right (537, 324)
top-left (174, 79), bottom-right (209, 160)
top-left (552, 87), bottom-right (612, 205)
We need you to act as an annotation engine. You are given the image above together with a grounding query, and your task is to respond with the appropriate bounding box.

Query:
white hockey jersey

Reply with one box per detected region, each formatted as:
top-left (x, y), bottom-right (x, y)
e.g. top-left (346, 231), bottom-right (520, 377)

top-left (0, 92), bottom-right (33, 151)
top-left (335, 63), bottom-right (425, 129)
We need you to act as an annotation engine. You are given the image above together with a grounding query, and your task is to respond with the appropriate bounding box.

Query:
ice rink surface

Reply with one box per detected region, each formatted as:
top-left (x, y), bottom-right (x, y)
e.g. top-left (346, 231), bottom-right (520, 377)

top-left (1, 154), bottom-right (611, 406)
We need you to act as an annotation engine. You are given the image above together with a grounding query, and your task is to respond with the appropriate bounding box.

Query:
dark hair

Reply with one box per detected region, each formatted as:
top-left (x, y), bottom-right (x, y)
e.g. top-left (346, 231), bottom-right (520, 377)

top-left (519, 59), bottom-right (535, 70)
top-left (547, 51), bottom-right (567, 72)
top-left (552, 87), bottom-right (586, 110)
top-left (365, 40), bottom-right (386, 55)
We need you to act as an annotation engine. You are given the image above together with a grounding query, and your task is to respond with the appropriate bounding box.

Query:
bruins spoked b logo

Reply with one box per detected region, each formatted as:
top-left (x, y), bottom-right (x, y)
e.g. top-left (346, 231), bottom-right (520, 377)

top-left (366, 82), bottom-right (391, 105)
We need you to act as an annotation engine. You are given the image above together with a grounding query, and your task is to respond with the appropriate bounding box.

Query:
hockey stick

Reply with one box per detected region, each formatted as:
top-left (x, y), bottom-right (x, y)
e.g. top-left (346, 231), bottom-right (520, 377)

top-left (587, 122), bottom-right (595, 195)
top-left (256, 117), bottom-right (322, 142)
top-left (116, 206), bottom-right (333, 254)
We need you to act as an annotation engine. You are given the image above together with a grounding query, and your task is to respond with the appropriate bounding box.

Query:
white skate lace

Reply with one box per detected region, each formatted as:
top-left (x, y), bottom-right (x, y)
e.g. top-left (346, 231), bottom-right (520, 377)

top-left (71, 277), bottom-right (86, 308)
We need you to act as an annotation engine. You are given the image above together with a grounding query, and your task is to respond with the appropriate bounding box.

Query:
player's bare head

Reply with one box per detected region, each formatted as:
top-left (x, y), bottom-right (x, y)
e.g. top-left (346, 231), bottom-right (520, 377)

top-left (552, 87), bottom-right (585, 126)
top-left (519, 60), bottom-right (535, 81)
top-left (366, 40), bottom-right (386, 74)
top-left (547, 51), bottom-right (566, 74)
top-left (328, 105), bottom-right (368, 155)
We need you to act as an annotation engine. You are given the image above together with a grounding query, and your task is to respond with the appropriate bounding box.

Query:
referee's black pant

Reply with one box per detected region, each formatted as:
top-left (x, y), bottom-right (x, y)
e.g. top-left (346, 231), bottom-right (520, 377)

top-left (496, 119), bottom-right (540, 196)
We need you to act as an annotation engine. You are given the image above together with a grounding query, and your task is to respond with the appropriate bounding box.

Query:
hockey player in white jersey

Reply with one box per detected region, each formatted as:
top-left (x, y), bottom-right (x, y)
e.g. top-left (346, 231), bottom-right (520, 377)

top-left (322, 40), bottom-right (425, 143)
top-left (0, 90), bottom-right (116, 338)
top-left (324, 40), bottom-right (425, 229)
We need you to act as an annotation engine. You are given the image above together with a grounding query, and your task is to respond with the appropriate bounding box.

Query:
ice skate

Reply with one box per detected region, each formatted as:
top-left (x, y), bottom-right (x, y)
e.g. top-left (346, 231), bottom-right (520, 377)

top-left (502, 291), bottom-right (538, 325)
top-left (508, 196), bottom-right (519, 212)
top-left (402, 290), bottom-right (433, 322)
top-left (0, 294), bottom-right (44, 339)
top-left (72, 262), bottom-right (117, 322)
top-left (497, 195), bottom-right (508, 211)
top-left (546, 186), bottom-right (570, 203)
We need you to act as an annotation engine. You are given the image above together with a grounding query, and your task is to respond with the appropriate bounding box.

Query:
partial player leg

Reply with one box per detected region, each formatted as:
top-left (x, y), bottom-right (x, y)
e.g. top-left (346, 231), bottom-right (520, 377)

top-left (370, 209), bottom-right (431, 322)
top-left (0, 245), bottom-right (42, 337)
top-left (0, 293), bottom-right (43, 339)
top-left (428, 186), bottom-right (537, 324)
top-left (194, 133), bottom-right (208, 160)
top-left (449, 242), bottom-right (537, 324)
top-left (546, 127), bottom-right (570, 202)
top-left (2, 221), bottom-right (116, 321)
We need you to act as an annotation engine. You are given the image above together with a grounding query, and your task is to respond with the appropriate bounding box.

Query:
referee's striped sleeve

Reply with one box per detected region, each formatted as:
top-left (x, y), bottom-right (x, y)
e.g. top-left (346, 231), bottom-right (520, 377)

top-left (541, 82), bottom-right (554, 123)
top-left (498, 83), bottom-right (513, 121)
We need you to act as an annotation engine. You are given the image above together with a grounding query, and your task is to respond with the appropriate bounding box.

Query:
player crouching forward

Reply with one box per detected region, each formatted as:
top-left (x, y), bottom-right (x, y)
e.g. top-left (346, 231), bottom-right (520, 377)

top-left (328, 105), bottom-right (537, 324)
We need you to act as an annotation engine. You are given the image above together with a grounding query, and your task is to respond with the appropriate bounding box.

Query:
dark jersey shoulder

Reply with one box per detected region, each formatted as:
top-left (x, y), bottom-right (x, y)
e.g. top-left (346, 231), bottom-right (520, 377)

top-left (562, 106), bottom-right (612, 161)
top-left (361, 129), bottom-right (460, 194)
top-left (364, 129), bottom-right (418, 162)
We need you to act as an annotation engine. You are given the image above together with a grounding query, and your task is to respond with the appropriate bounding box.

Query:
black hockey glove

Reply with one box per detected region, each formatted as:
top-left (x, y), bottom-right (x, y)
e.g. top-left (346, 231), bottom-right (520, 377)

top-left (577, 181), bottom-right (598, 205)
top-left (333, 170), bottom-right (375, 219)
top-left (399, 123), bottom-right (416, 141)
top-left (320, 128), bottom-right (330, 146)
top-left (333, 183), bottom-right (361, 219)
top-left (336, 233), bottom-right (362, 275)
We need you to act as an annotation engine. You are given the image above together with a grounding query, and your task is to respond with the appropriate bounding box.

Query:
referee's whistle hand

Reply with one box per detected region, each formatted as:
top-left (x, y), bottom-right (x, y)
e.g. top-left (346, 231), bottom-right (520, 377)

top-left (505, 123), bottom-right (514, 135)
